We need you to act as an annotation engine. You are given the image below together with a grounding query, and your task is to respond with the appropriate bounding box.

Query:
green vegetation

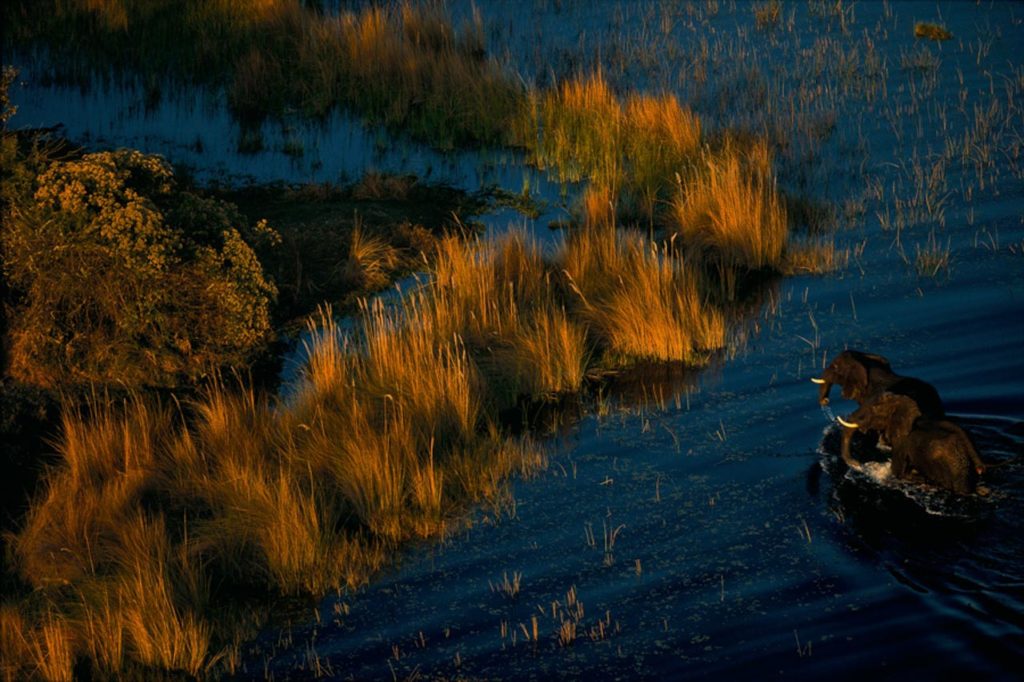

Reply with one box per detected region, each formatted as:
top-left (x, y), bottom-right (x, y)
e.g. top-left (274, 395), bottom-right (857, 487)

top-left (526, 72), bottom-right (704, 226)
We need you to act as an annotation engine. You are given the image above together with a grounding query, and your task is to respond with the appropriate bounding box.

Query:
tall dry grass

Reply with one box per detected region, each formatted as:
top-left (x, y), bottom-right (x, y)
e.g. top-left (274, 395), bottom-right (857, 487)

top-left (4, 5), bottom-right (830, 676)
top-left (669, 140), bottom-right (789, 271)
top-left (561, 222), bottom-right (726, 362)
top-left (3, 202), bottom-right (768, 676)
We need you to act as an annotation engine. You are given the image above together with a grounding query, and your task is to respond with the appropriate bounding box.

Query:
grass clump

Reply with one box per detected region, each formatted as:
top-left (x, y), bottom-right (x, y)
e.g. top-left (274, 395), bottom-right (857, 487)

top-left (780, 237), bottom-right (850, 275)
top-left (668, 140), bottom-right (789, 271)
top-left (527, 73), bottom-right (802, 278)
top-left (528, 72), bottom-right (703, 224)
top-left (754, 1), bottom-right (782, 30)
top-left (914, 22), bottom-right (953, 41)
top-left (914, 231), bottom-right (952, 277)
top-left (560, 220), bottom-right (726, 363)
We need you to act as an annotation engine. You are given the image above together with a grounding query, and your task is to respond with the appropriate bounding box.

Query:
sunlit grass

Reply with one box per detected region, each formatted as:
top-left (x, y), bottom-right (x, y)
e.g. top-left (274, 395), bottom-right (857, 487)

top-left (560, 221), bottom-right (726, 363)
top-left (914, 22), bottom-right (953, 42)
top-left (529, 72), bottom-right (703, 224)
top-left (0, 3), bottom-right (849, 676)
top-left (669, 140), bottom-right (789, 271)
top-left (5, 206), bottom-right (757, 674)
top-left (782, 237), bottom-right (851, 275)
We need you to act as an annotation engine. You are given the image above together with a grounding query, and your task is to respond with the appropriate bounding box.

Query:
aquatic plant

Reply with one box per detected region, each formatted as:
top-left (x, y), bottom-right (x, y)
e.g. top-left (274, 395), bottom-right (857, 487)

top-left (913, 230), bottom-right (952, 277)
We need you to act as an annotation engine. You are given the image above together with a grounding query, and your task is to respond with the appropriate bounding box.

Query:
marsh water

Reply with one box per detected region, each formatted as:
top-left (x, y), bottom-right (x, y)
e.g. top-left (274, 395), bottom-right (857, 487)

top-left (7, 1), bottom-right (1024, 679)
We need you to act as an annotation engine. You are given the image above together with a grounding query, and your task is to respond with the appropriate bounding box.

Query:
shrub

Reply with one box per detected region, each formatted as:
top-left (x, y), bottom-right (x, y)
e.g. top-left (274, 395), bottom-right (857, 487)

top-left (1, 149), bottom-right (277, 387)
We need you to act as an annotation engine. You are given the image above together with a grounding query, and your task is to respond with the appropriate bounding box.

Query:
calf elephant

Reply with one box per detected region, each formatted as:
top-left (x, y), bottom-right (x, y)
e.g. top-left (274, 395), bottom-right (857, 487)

top-left (811, 349), bottom-right (945, 418)
top-left (838, 392), bottom-right (985, 495)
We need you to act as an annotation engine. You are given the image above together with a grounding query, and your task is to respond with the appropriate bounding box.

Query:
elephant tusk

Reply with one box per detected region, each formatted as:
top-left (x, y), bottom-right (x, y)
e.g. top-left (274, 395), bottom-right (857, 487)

top-left (837, 416), bottom-right (859, 429)
top-left (810, 377), bottom-right (826, 384)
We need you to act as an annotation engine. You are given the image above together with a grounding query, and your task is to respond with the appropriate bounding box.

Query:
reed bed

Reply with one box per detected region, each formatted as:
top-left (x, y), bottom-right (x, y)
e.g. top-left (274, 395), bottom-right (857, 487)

top-left (3, 4), bottom-right (834, 677)
top-left (3, 215), bottom-right (751, 676)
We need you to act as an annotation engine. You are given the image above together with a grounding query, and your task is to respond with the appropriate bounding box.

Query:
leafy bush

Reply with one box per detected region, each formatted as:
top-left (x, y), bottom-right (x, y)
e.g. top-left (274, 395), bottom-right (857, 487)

top-left (1, 148), bottom-right (277, 387)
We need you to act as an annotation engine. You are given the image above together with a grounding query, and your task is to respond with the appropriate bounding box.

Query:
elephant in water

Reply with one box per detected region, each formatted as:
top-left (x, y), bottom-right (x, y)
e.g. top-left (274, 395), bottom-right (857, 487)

top-left (811, 350), bottom-right (945, 418)
top-left (838, 392), bottom-right (985, 495)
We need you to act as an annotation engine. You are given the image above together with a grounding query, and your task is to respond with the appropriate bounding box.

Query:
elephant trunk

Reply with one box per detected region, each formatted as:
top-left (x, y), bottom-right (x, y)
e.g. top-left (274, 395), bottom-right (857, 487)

top-left (811, 376), bottom-right (831, 405)
top-left (837, 417), bottom-right (863, 470)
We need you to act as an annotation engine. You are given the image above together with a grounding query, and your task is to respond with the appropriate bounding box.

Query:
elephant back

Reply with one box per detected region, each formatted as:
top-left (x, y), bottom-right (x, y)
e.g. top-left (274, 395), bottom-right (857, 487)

top-left (881, 376), bottom-right (945, 419)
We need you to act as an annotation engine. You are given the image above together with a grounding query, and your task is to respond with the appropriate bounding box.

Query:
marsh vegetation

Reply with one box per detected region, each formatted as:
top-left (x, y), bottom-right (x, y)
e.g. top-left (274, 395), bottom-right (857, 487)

top-left (2, 0), bottom-right (1023, 680)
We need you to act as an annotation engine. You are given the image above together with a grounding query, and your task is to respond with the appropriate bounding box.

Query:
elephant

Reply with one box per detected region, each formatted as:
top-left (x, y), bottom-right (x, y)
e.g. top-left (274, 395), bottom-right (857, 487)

top-left (837, 392), bottom-right (985, 495)
top-left (811, 349), bottom-right (945, 418)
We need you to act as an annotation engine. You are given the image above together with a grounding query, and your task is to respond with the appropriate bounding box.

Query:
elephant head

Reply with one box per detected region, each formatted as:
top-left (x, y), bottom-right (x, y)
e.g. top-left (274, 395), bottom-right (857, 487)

top-left (836, 392), bottom-right (919, 469)
top-left (843, 392), bottom-right (920, 442)
top-left (811, 350), bottom-right (893, 406)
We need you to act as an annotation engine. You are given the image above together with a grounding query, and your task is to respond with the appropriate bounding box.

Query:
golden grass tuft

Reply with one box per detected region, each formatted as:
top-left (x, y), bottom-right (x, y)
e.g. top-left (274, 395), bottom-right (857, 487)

top-left (669, 140), bottom-right (789, 271)
top-left (914, 22), bottom-right (953, 41)
top-left (12, 395), bottom-right (172, 588)
top-left (754, 0), bottom-right (782, 30)
top-left (1, 604), bottom-right (73, 682)
top-left (914, 231), bottom-right (952, 277)
top-left (533, 73), bottom-right (703, 223)
top-left (31, 611), bottom-right (75, 682)
top-left (340, 224), bottom-right (400, 291)
top-left (561, 222), bottom-right (726, 362)
top-left (111, 515), bottom-right (211, 676)
top-left (506, 306), bottom-right (590, 396)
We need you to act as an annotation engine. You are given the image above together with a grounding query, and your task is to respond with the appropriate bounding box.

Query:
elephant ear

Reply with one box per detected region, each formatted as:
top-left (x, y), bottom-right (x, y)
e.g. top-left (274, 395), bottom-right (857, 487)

top-left (861, 352), bottom-right (892, 372)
